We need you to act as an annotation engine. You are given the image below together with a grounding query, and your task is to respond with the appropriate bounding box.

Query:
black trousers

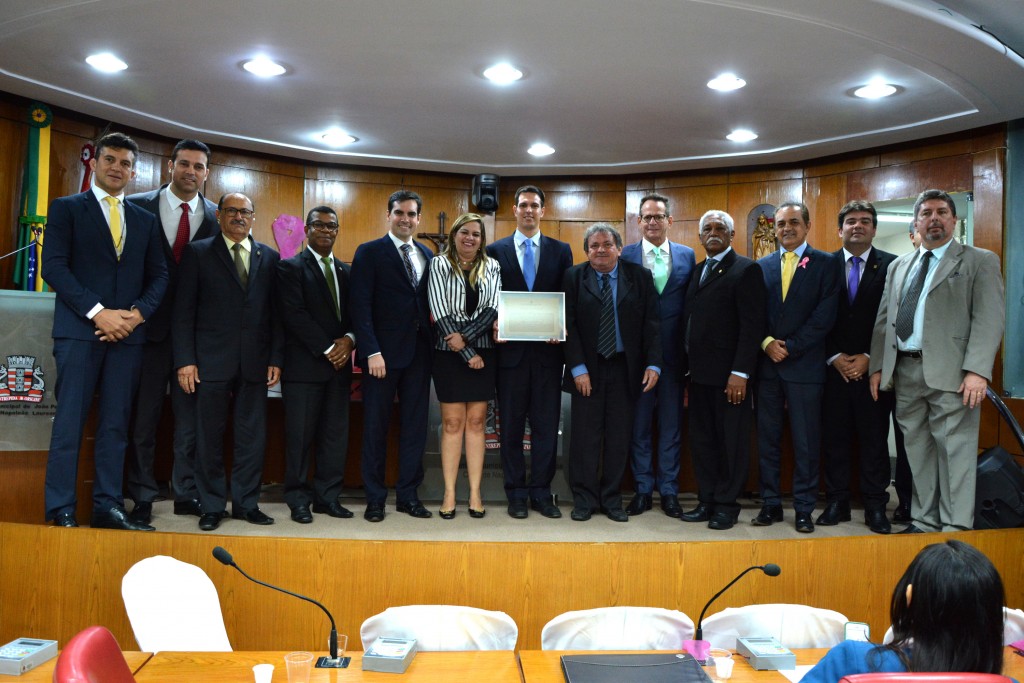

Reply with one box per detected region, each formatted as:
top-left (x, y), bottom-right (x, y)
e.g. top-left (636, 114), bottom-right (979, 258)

top-left (688, 381), bottom-right (753, 515)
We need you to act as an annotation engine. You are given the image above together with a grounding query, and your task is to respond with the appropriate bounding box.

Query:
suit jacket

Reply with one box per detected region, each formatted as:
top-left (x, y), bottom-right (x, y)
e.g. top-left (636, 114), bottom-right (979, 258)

top-left (126, 185), bottom-right (219, 342)
top-left (42, 190), bottom-right (168, 344)
top-left (757, 246), bottom-right (839, 383)
top-left (870, 240), bottom-right (1004, 392)
top-left (349, 235), bottom-right (433, 370)
top-left (684, 249), bottom-right (766, 386)
top-left (562, 260), bottom-right (662, 398)
top-left (486, 233), bottom-right (574, 369)
top-left (276, 248), bottom-right (355, 383)
top-left (621, 240), bottom-right (696, 371)
top-left (826, 247), bottom-right (895, 358)
top-left (172, 234), bottom-right (283, 382)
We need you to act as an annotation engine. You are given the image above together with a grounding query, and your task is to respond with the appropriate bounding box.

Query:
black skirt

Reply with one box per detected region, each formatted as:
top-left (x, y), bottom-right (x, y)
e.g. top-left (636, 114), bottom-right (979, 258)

top-left (432, 347), bottom-right (496, 403)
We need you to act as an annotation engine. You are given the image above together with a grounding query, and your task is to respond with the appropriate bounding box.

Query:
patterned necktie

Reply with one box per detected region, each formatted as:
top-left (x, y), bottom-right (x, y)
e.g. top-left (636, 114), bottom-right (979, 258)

top-left (652, 247), bottom-right (668, 294)
top-left (103, 195), bottom-right (123, 259)
top-left (400, 243), bottom-right (418, 287)
top-left (172, 203), bottom-right (190, 263)
top-left (597, 273), bottom-right (617, 359)
top-left (322, 255), bottom-right (340, 319)
top-left (522, 237), bottom-right (536, 291)
top-left (781, 251), bottom-right (797, 301)
top-left (895, 251), bottom-right (933, 342)
top-left (232, 243), bottom-right (248, 288)
top-left (847, 255), bottom-right (862, 305)
top-left (700, 257), bottom-right (718, 286)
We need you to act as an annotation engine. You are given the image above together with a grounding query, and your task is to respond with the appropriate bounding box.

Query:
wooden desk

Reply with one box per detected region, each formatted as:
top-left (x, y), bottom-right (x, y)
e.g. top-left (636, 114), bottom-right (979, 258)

top-left (133, 651), bottom-right (521, 682)
top-left (16, 652), bottom-right (151, 681)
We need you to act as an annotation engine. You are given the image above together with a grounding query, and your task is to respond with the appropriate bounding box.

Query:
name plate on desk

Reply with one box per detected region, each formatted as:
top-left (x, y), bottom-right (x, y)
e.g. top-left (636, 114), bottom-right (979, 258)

top-left (560, 653), bottom-right (710, 683)
top-left (497, 292), bottom-right (566, 342)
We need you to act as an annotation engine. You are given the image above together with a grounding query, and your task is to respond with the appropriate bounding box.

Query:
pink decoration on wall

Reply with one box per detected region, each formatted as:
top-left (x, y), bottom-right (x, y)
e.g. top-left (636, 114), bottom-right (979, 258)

top-left (272, 214), bottom-right (306, 259)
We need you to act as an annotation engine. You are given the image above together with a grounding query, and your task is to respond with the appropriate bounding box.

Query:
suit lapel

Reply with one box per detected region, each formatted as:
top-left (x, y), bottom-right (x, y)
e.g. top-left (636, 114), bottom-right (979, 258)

top-left (84, 192), bottom-right (119, 261)
top-left (856, 249), bottom-right (883, 303)
top-left (615, 263), bottom-right (633, 305)
top-left (214, 237), bottom-right (246, 291)
top-left (700, 250), bottom-right (733, 289)
top-left (926, 241), bottom-right (960, 295)
top-left (302, 249), bottom-right (333, 301)
top-left (763, 252), bottom-right (783, 304)
top-left (784, 248), bottom-right (812, 302)
top-left (583, 265), bottom-right (602, 302)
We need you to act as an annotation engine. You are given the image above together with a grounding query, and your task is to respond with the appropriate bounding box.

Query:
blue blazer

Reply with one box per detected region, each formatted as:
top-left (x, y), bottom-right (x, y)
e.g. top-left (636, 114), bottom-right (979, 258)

top-left (42, 190), bottom-right (167, 345)
top-left (621, 240), bottom-right (695, 370)
top-left (349, 235), bottom-right (433, 371)
top-left (756, 246), bottom-right (839, 383)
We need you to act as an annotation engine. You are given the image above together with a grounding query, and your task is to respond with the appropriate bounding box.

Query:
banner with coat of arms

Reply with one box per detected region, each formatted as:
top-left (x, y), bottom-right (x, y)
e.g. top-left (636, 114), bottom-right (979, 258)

top-left (0, 291), bottom-right (58, 451)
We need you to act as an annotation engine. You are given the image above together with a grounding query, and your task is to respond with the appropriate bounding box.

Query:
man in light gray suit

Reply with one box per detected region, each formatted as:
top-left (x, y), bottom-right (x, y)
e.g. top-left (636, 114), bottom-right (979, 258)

top-left (869, 188), bottom-right (1004, 533)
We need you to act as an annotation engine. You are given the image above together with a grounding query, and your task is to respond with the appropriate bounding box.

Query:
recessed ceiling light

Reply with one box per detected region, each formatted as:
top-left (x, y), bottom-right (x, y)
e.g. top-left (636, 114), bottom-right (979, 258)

top-left (726, 129), bottom-right (758, 142)
top-left (854, 81), bottom-right (897, 99)
top-left (483, 63), bottom-right (523, 85)
top-left (707, 73), bottom-right (746, 91)
top-left (85, 53), bottom-right (127, 73)
top-left (321, 129), bottom-right (357, 146)
top-left (527, 143), bottom-right (555, 157)
top-left (243, 57), bottom-right (286, 77)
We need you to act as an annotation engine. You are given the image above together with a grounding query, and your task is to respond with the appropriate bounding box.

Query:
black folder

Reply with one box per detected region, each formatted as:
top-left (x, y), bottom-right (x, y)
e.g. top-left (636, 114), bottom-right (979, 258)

top-left (560, 653), bottom-right (711, 683)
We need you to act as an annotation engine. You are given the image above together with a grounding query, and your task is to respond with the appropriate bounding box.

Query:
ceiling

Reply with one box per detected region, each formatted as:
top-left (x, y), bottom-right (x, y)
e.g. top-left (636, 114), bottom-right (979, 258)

top-left (2, 0), bottom-right (1023, 176)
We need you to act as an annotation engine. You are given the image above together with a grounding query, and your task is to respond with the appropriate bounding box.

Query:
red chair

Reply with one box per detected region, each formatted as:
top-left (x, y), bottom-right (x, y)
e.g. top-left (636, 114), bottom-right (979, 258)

top-left (841, 674), bottom-right (1013, 682)
top-left (52, 625), bottom-right (136, 683)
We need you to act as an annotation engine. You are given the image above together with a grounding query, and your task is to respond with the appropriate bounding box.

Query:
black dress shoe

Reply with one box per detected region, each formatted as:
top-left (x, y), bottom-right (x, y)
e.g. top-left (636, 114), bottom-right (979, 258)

top-left (92, 506), bottom-right (155, 531)
top-left (899, 523), bottom-right (925, 534)
top-left (199, 512), bottom-right (222, 531)
top-left (625, 493), bottom-right (652, 516)
top-left (53, 512), bottom-right (78, 528)
top-left (680, 502), bottom-right (711, 523)
top-left (469, 508), bottom-right (486, 519)
top-left (865, 509), bottom-right (891, 534)
top-left (312, 501), bottom-right (354, 518)
top-left (660, 496), bottom-right (682, 518)
top-left (173, 498), bottom-right (202, 516)
top-left (129, 501), bottom-right (153, 525)
top-left (892, 502), bottom-right (912, 523)
top-left (507, 500), bottom-right (529, 519)
top-left (232, 508), bottom-right (275, 525)
top-left (752, 504), bottom-right (784, 526)
top-left (708, 511), bottom-right (737, 530)
top-left (815, 501), bottom-right (851, 526)
top-left (396, 501), bottom-right (432, 518)
top-left (364, 502), bottom-right (385, 522)
top-left (439, 508), bottom-right (456, 520)
top-left (531, 499), bottom-right (562, 518)
top-left (795, 511), bottom-right (815, 533)
top-left (570, 507), bottom-right (592, 521)
top-left (290, 505), bottom-right (313, 524)
top-left (602, 507), bottom-right (629, 523)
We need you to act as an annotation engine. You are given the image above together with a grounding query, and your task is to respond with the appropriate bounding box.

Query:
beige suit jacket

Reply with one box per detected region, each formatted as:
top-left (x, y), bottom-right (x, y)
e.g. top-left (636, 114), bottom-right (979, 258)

top-left (870, 239), bottom-right (1004, 393)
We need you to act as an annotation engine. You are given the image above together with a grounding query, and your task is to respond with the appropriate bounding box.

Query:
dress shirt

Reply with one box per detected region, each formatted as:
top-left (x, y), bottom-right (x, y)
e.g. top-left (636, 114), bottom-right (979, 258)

top-left (86, 184), bottom-right (127, 319)
top-left (387, 231), bottom-right (426, 281)
top-left (160, 186), bottom-right (203, 246)
top-left (224, 233), bottom-right (250, 272)
top-left (514, 230), bottom-right (541, 277)
top-left (897, 240), bottom-right (953, 352)
top-left (307, 246), bottom-right (356, 354)
top-left (641, 238), bottom-right (673, 270)
top-left (826, 246), bottom-right (873, 366)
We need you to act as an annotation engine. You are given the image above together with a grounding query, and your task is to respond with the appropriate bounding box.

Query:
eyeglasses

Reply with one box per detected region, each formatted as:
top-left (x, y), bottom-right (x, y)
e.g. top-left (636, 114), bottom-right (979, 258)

top-left (307, 221), bottom-right (339, 232)
top-left (640, 214), bottom-right (668, 224)
top-left (222, 207), bottom-right (254, 218)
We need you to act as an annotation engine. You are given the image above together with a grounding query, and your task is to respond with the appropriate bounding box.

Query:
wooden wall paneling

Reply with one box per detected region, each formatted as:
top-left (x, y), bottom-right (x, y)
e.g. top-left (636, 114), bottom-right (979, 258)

top-left (557, 221), bottom-right (627, 264)
top-left (307, 164), bottom-right (403, 184)
top-left (802, 174), bottom-right (847, 254)
top-left (728, 166), bottom-right (804, 185)
top-left (205, 165), bottom-right (305, 249)
top-left (0, 115), bottom-right (27, 287)
top-left (804, 153), bottom-right (880, 179)
top-left (879, 135), bottom-right (974, 167)
top-left (846, 156), bottom-right (974, 202)
top-left (970, 126), bottom-right (1009, 155)
top-left (655, 170), bottom-right (730, 189)
top-left (491, 219), bottom-right (518, 243)
top-left (205, 151), bottom-right (304, 179)
top-left (670, 220), bottom-right (702, 254)
top-left (971, 148), bottom-right (1007, 255)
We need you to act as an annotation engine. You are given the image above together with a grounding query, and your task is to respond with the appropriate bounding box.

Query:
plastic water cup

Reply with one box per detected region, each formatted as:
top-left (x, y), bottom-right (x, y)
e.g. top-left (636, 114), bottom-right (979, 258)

top-left (252, 663), bottom-right (274, 683)
top-left (284, 651), bottom-right (314, 683)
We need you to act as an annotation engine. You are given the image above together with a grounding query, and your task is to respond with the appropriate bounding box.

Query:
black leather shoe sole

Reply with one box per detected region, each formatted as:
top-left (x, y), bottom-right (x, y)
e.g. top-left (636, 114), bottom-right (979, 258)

top-left (364, 504), bottom-right (385, 522)
top-left (795, 513), bottom-right (815, 533)
top-left (530, 499), bottom-right (562, 518)
top-left (708, 512), bottom-right (737, 530)
top-left (602, 508), bottom-right (629, 523)
top-left (92, 507), bottom-right (155, 531)
top-left (129, 502), bottom-right (153, 525)
top-left (625, 495), bottom-right (652, 516)
top-left (396, 502), bottom-right (432, 518)
top-left (199, 513), bottom-right (222, 531)
top-left (570, 507), bottom-right (592, 521)
top-left (751, 506), bottom-right (784, 526)
top-left (173, 499), bottom-right (202, 516)
top-left (660, 498), bottom-right (682, 518)
top-left (232, 508), bottom-right (275, 525)
top-left (290, 506), bottom-right (313, 524)
top-left (680, 504), bottom-right (711, 523)
top-left (312, 502), bottom-right (354, 518)
top-left (866, 512), bottom-right (892, 535)
top-left (507, 502), bottom-right (529, 519)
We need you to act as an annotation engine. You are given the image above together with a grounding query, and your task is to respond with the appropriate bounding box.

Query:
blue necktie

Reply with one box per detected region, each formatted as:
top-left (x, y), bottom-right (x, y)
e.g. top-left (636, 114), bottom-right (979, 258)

top-left (522, 238), bottom-right (536, 291)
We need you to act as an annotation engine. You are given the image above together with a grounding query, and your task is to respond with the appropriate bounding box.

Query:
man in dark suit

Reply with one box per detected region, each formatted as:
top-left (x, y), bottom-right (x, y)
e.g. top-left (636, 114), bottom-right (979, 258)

top-left (683, 210), bottom-right (766, 530)
top-left (124, 139), bottom-right (218, 525)
top-left (173, 192), bottom-right (283, 531)
top-left (755, 201), bottom-right (839, 533)
top-left (349, 190), bottom-right (434, 522)
top-left (277, 206), bottom-right (356, 524)
top-left (487, 185), bottom-right (574, 520)
top-left (563, 224), bottom-right (661, 522)
top-left (818, 200), bottom-right (896, 534)
top-left (41, 132), bottom-right (168, 530)
top-left (620, 193), bottom-right (695, 518)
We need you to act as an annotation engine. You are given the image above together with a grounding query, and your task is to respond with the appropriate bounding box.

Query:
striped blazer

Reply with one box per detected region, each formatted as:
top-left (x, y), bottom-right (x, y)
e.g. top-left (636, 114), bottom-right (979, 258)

top-left (427, 255), bottom-right (502, 360)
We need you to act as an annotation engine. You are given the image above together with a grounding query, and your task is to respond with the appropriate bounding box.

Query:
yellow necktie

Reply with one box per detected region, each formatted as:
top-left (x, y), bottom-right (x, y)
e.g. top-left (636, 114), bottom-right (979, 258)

top-left (103, 195), bottom-right (123, 260)
top-left (781, 251), bottom-right (797, 300)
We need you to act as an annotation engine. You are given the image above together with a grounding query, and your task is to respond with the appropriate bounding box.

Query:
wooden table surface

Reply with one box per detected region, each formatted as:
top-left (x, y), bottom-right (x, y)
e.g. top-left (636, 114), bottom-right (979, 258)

top-left (17, 651), bottom-right (151, 681)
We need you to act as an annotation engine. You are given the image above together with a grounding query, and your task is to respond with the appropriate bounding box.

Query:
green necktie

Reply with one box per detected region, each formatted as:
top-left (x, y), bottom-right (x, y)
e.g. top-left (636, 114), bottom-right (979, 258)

top-left (652, 247), bottom-right (668, 294)
top-left (232, 243), bottom-right (248, 288)
top-left (322, 255), bottom-right (340, 319)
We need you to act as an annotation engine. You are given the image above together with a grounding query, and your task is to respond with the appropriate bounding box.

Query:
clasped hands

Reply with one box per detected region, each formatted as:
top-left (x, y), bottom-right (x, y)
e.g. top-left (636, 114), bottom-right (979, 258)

top-left (326, 336), bottom-right (354, 370)
top-left (94, 308), bottom-right (143, 342)
top-left (832, 353), bottom-right (869, 382)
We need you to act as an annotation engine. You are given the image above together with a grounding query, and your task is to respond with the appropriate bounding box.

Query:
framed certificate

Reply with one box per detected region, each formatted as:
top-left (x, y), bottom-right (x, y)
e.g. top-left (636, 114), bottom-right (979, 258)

top-left (496, 291), bottom-right (566, 342)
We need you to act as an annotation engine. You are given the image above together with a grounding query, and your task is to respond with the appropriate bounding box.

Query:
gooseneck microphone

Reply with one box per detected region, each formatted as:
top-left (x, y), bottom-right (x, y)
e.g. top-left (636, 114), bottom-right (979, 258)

top-left (694, 564), bottom-right (781, 640)
top-left (213, 546), bottom-right (346, 668)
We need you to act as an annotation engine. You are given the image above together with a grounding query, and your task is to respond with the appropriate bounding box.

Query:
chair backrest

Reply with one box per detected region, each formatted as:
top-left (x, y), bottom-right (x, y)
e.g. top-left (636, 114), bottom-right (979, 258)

top-left (540, 606), bottom-right (694, 650)
top-left (53, 625), bottom-right (136, 683)
top-left (121, 555), bottom-right (232, 652)
top-left (701, 603), bottom-right (848, 650)
top-left (840, 675), bottom-right (1013, 682)
top-left (883, 606), bottom-right (1024, 646)
top-left (359, 605), bottom-right (518, 651)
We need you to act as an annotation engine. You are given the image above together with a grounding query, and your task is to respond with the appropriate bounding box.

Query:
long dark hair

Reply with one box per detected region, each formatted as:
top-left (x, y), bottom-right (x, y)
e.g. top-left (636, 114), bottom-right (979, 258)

top-left (881, 540), bottom-right (1004, 674)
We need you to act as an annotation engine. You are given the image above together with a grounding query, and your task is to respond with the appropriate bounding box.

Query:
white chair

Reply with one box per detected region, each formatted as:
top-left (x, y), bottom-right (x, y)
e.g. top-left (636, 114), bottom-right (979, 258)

top-left (883, 606), bottom-right (1024, 646)
top-left (540, 606), bottom-right (694, 650)
top-left (700, 603), bottom-right (848, 650)
top-left (121, 555), bottom-right (232, 652)
top-left (359, 605), bottom-right (518, 651)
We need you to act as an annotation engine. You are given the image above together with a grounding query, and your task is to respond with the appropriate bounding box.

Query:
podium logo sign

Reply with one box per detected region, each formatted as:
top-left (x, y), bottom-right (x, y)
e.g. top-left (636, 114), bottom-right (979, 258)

top-left (0, 354), bottom-right (44, 403)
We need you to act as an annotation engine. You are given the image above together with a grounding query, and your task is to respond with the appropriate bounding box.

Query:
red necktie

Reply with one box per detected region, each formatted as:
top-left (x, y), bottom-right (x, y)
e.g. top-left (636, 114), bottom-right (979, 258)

top-left (172, 203), bottom-right (190, 262)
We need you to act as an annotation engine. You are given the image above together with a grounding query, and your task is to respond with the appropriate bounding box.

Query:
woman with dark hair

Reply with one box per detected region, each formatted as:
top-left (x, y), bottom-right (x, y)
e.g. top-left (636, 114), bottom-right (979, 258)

top-left (802, 540), bottom-right (1010, 682)
top-left (427, 213), bottom-right (501, 519)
